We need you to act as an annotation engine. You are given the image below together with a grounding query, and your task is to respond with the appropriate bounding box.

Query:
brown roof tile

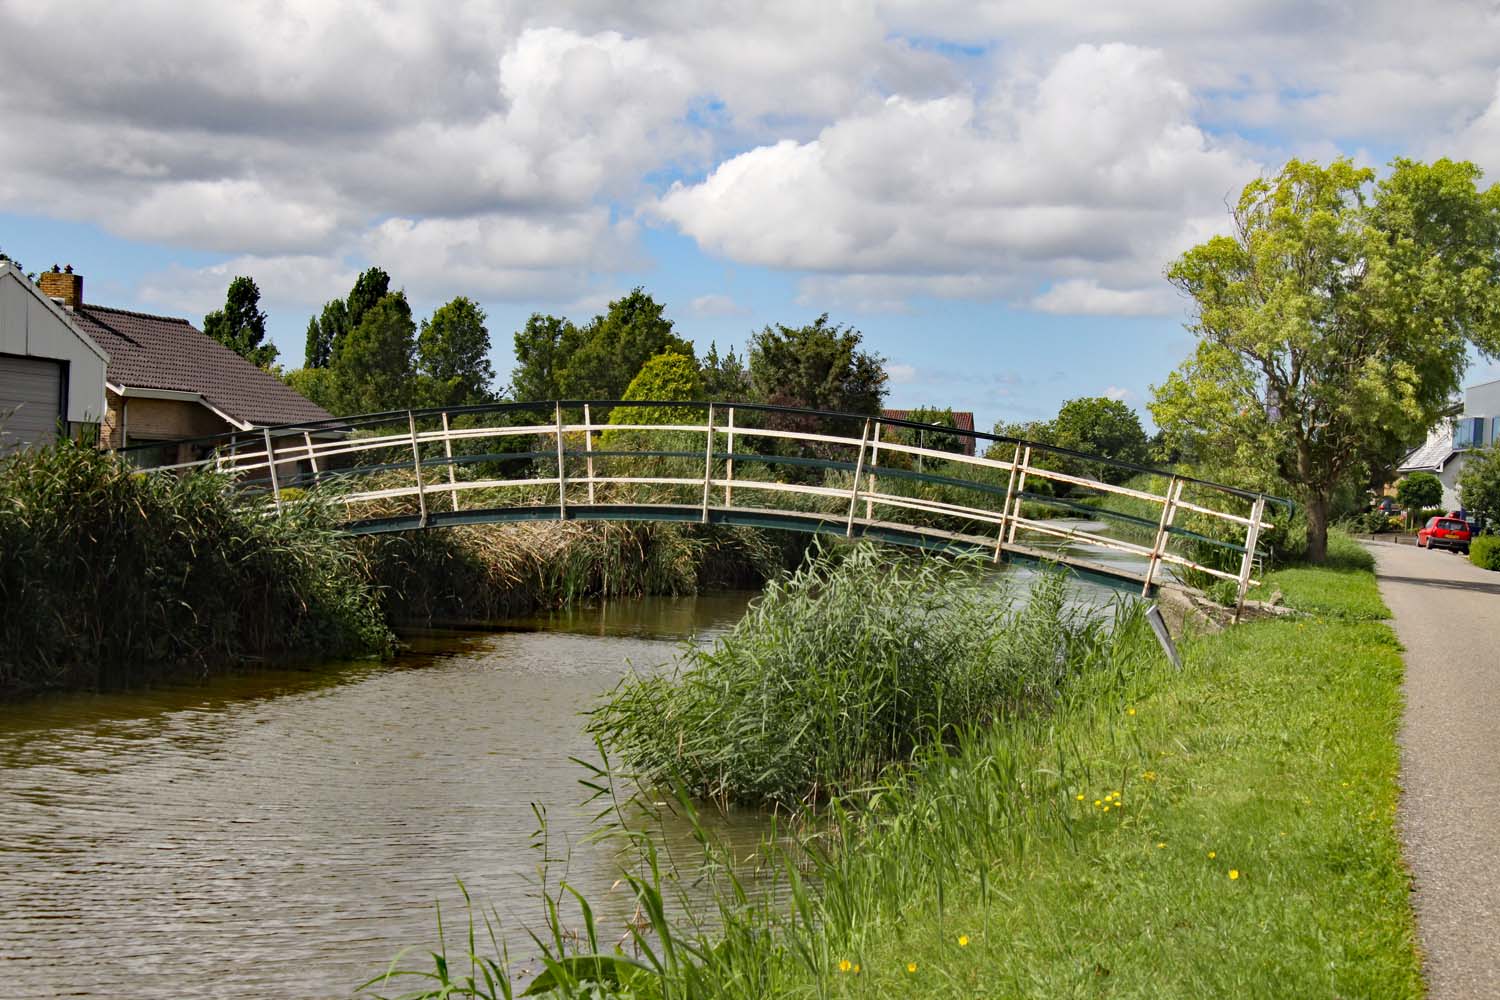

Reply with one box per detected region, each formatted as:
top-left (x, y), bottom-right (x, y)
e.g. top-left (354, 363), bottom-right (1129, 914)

top-left (880, 409), bottom-right (978, 456)
top-left (73, 305), bottom-right (332, 427)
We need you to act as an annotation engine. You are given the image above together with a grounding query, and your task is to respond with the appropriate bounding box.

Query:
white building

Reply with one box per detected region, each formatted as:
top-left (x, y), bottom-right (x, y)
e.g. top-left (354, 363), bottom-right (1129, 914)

top-left (1397, 377), bottom-right (1500, 511)
top-left (0, 261), bottom-right (109, 452)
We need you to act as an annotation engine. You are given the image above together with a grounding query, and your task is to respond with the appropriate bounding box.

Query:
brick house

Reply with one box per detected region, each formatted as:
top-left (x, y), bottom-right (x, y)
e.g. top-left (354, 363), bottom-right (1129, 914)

top-left (34, 266), bottom-right (333, 469)
top-left (880, 408), bottom-right (978, 457)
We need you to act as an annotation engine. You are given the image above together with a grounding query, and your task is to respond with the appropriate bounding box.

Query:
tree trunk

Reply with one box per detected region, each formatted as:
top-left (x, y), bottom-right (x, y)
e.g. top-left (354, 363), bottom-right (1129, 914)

top-left (1306, 492), bottom-right (1330, 563)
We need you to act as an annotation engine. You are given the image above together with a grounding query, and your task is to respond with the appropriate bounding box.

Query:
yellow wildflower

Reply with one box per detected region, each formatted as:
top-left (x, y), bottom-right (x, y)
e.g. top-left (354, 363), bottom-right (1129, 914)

top-left (1127, 707), bottom-right (1136, 716)
top-left (1076, 793), bottom-right (1085, 801)
top-left (1157, 842), bottom-right (1166, 849)
top-left (1095, 799), bottom-right (1102, 807)
top-left (958, 934), bottom-right (969, 947)
top-left (1208, 851), bottom-right (1216, 859)
top-left (907, 962), bottom-right (918, 974)
top-left (838, 960), bottom-right (851, 973)
top-left (1229, 869), bottom-right (1240, 880)
top-left (853, 964), bottom-right (860, 974)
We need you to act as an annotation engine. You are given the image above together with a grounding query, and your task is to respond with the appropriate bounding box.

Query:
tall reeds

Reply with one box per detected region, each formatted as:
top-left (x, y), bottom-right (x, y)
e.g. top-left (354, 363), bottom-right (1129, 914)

top-left (589, 543), bottom-right (1127, 808)
top-left (0, 439), bottom-right (392, 693)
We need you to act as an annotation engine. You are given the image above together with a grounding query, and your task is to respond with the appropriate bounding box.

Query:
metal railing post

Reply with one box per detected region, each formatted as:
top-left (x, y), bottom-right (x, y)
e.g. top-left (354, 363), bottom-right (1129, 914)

top-left (262, 427), bottom-right (282, 515)
top-left (303, 430), bottom-right (320, 484)
top-left (724, 406), bottom-right (734, 507)
top-left (995, 441), bottom-right (1023, 562)
top-left (440, 411), bottom-right (458, 511)
top-left (701, 404), bottom-right (715, 523)
top-left (555, 402), bottom-right (567, 519)
top-left (583, 403), bottom-right (596, 504)
top-left (846, 419), bottom-right (872, 537)
top-left (408, 410), bottom-right (428, 527)
top-left (1233, 495), bottom-right (1268, 622)
top-left (866, 420), bottom-right (881, 521)
top-left (1007, 445), bottom-right (1031, 544)
top-left (1142, 477), bottom-right (1183, 595)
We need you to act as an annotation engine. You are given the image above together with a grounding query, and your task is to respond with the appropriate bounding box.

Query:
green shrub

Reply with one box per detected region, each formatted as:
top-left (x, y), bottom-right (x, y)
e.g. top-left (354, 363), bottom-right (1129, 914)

top-left (590, 543), bottom-right (1146, 807)
top-left (1470, 534), bottom-right (1500, 571)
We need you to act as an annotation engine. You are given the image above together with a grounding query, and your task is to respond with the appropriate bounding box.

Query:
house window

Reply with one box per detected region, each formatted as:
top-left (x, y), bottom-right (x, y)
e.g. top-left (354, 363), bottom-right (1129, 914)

top-left (1456, 416), bottom-right (1485, 450)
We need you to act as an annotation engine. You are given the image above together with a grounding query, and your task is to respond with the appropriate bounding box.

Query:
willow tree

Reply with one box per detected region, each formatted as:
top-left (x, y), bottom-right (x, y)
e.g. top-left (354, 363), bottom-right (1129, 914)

top-left (1151, 158), bottom-right (1500, 561)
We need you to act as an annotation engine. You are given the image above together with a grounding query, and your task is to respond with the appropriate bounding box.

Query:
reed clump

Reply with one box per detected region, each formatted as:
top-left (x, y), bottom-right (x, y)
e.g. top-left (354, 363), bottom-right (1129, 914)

top-left (589, 543), bottom-right (1113, 807)
top-left (0, 438), bottom-right (393, 693)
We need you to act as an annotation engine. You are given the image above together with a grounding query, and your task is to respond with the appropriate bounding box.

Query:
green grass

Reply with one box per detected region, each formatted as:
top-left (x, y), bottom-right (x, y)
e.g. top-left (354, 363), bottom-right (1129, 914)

top-left (1251, 529), bottom-right (1390, 621)
top-left (370, 541), bottom-right (1420, 999)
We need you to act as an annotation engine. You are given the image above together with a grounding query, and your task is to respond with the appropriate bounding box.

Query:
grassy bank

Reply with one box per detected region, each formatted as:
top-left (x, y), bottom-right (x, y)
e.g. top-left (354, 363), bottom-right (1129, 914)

top-left (369, 534), bottom-right (1419, 998)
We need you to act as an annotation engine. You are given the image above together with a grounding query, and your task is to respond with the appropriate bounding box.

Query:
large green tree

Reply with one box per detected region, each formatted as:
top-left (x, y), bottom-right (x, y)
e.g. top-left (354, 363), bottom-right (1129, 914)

top-left (1151, 158), bottom-right (1500, 561)
top-left (303, 267), bottom-right (389, 370)
top-left (510, 289), bottom-right (692, 403)
top-left (1460, 447), bottom-right (1500, 528)
top-left (748, 314), bottom-right (886, 416)
top-left (203, 276), bottom-right (277, 368)
top-left (331, 291), bottom-right (417, 414)
top-left (416, 297), bottom-right (495, 408)
top-left (1050, 396), bottom-right (1150, 484)
top-left (700, 341), bottom-right (754, 402)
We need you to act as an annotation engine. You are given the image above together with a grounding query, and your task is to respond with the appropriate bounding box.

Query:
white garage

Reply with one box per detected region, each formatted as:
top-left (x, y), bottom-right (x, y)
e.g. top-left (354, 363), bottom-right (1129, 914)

top-left (0, 261), bottom-right (108, 452)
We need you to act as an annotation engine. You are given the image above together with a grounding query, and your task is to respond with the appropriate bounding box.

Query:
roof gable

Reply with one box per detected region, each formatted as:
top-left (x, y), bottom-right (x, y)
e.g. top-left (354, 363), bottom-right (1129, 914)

top-left (0, 261), bottom-right (109, 364)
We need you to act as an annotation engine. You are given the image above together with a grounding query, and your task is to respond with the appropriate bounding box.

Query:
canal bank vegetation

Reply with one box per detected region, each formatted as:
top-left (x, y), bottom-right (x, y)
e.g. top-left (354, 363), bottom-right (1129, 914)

top-left (0, 438), bottom-right (393, 694)
top-left (369, 536), bottom-right (1419, 999)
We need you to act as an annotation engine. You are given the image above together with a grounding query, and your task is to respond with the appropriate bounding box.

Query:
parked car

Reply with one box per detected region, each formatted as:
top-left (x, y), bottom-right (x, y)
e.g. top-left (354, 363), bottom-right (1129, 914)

top-left (1417, 516), bottom-right (1472, 553)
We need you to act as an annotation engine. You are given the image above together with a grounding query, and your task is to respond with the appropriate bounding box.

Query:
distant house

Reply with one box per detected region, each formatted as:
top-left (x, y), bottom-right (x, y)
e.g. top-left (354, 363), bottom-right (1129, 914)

top-left (881, 408), bottom-right (978, 457)
top-left (1397, 377), bottom-right (1500, 510)
top-left (30, 266), bottom-right (333, 469)
top-left (0, 260), bottom-right (110, 452)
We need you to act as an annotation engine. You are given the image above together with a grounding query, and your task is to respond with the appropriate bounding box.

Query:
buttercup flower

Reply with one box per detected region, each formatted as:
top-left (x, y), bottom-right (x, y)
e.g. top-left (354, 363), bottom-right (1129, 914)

top-left (958, 934), bottom-right (969, 947)
top-left (907, 962), bottom-right (918, 974)
top-left (1229, 869), bottom-right (1240, 880)
top-left (838, 959), bottom-right (851, 973)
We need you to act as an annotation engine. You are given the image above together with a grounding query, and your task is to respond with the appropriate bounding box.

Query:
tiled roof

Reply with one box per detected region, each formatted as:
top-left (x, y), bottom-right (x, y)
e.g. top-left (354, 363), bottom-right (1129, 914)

top-left (72, 305), bottom-right (332, 427)
top-left (881, 408), bottom-right (978, 456)
top-left (1398, 424), bottom-right (1455, 472)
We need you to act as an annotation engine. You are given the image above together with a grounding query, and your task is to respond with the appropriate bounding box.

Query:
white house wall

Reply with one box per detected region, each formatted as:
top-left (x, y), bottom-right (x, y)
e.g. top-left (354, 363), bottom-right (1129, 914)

top-left (0, 266), bottom-right (108, 424)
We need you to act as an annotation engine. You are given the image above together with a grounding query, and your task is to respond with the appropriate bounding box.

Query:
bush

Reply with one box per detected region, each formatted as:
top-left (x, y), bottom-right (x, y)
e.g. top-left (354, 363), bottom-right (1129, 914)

top-left (0, 439), bottom-right (392, 693)
top-left (590, 543), bottom-right (1145, 807)
top-left (1470, 534), bottom-right (1500, 571)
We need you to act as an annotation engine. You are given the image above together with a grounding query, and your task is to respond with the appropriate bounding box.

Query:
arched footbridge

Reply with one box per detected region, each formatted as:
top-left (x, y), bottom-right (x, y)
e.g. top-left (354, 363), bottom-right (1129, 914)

top-left (124, 400), bottom-right (1291, 614)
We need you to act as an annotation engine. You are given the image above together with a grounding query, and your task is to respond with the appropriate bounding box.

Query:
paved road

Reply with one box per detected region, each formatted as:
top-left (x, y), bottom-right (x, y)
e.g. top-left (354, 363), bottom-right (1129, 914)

top-left (1374, 541), bottom-right (1500, 998)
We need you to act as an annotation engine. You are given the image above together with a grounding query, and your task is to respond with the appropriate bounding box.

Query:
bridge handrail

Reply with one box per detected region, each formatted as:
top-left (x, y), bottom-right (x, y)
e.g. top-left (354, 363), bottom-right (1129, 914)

top-left (121, 399), bottom-right (1289, 618)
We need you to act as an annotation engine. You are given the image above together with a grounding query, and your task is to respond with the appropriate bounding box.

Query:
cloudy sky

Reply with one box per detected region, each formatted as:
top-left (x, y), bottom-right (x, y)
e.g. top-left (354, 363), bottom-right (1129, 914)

top-left (4, 1), bottom-right (1500, 430)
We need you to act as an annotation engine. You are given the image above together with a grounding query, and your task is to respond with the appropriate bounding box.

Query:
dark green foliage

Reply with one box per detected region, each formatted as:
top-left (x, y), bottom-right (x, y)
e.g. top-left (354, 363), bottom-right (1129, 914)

top-left (748, 313), bottom-right (886, 416)
top-left (304, 298), bottom-right (348, 369)
top-left (1460, 446), bottom-right (1500, 527)
top-left (346, 267), bottom-right (393, 329)
top-left (511, 290), bottom-right (693, 404)
top-left (282, 366), bottom-right (339, 413)
top-left (700, 341), bottom-right (754, 402)
top-left (203, 275), bottom-right (277, 368)
top-left (1050, 396), bottom-right (1150, 480)
top-left (895, 405), bottom-right (965, 455)
top-left (417, 297), bottom-right (496, 408)
top-left (0, 439), bottom-right (391, 693)
top-left (1396, 471), bottom-right (1443, 511)
top-left (591, 545), bottom-right (1109, 807)
top-left (332, 292), bottom-right (417, 414)
top-left (1470, 534), bottom-right (1500, 570)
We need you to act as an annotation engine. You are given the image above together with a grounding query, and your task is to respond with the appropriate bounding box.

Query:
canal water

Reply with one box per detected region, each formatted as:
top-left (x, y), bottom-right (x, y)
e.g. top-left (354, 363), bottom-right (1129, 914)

top-left (0, 592), bottom-right (767, 1000)
top-left (0, 530), bottom-right (1139, 1000)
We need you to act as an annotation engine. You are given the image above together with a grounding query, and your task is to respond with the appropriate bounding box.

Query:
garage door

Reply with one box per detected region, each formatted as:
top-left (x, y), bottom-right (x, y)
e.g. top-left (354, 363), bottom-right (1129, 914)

top-left (0, 354), bottom-right (64, 452)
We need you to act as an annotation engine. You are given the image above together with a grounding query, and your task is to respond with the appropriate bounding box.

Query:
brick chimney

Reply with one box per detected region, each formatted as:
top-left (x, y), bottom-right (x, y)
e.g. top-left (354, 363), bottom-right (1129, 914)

top-left (39, 264), bottom-right (83, 309)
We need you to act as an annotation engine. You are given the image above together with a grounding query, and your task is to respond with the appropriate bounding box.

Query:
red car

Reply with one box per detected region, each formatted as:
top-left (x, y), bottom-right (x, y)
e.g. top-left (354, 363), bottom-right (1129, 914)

top-left (1418, 516), bottom-right (1471, 553)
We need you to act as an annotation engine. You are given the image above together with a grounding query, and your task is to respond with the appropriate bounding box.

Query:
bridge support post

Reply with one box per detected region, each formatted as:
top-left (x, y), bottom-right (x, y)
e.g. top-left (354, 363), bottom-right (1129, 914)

top-left (847, 418), bottom-right (872, 537)
top-left (262, 427), bottom-right (282, 516)
top-left (303, 430), bottom-right (320, 485)
top-left (583, 404), bottom-right (596, 504)
top-left (866, 420), bottom-right (880, 521)
top-left (441, 411), bottom-right (458, 511)
top-left (1143, 476), bottom-right (1183, 595)
top-left (995, 441), bottom-right (1023, 562)
top-left (1007, 445), bottom-right (1032, 545)
top-left (555, 402), bottom-right (567, 519)
top-left (1233, 495), bottom-right (1267, 623)
top-left (724, 407), bottom-right (734, 507)
top-left (702, 403), bottom-right (715, 523)
top-left (408, 410), bottom-right (428, 528)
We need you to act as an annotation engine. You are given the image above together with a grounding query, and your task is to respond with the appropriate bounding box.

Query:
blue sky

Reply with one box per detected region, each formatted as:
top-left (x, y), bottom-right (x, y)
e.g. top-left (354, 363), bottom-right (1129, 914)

top-left (3, 2), bottom-right (1499, 433)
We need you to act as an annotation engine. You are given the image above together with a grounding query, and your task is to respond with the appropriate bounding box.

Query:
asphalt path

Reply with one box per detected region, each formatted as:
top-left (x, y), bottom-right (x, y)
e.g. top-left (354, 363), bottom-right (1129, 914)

top-left (1373, 541), bottom-right (1500, 998)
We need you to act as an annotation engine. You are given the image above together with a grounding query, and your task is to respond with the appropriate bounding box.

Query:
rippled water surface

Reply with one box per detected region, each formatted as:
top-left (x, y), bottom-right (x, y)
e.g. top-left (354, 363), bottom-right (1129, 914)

top-left (0, 591), bottom-right (759, 1000)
